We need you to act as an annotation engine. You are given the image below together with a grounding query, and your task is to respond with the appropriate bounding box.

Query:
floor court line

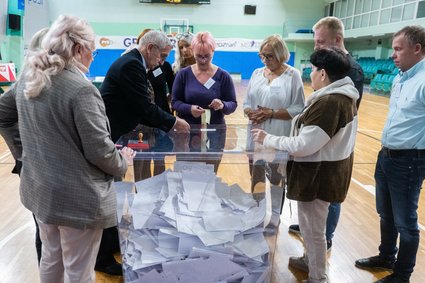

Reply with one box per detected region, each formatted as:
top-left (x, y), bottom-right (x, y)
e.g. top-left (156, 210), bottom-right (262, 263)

top-left (0, 220), bottom-right (33, 250)
top-left (351, 177), bottom-right (425, 232)
top-left (362, 98), bottom-right (389, 107)
top-left (0, 150), bottom-right (11, 161)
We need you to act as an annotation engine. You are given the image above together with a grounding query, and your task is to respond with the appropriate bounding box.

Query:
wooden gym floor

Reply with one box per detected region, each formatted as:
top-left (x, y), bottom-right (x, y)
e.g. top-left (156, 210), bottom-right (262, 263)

top-left (0, 80), bottom-right (423, 283)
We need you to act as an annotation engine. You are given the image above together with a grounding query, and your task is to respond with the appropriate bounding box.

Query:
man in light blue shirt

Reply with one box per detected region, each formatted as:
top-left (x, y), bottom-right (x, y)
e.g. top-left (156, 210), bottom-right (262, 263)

top-left (355, 26), bottom-right (425, 283)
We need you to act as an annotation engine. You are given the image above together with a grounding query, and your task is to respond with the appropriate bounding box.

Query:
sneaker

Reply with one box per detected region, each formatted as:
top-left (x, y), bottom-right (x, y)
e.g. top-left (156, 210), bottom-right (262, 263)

top-left (288, 224), bottom-right (301, 235)
top-left (288, 255), bottom-right (309, 273)
top-left (374, 273), bottom-right (410, 283)
top-left (355, 255), bottom-right (394, 271)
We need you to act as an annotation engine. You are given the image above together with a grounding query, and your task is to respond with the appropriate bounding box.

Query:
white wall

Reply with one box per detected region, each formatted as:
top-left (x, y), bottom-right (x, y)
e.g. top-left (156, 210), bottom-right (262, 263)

top-left (47, 0), bottom-right (325, 33)
top-left (0, 0), bottom-right (8, 61)
top-left (23, 0), bottom-right (50, 48)
top-left (0, 0), bottom-right (7, 40)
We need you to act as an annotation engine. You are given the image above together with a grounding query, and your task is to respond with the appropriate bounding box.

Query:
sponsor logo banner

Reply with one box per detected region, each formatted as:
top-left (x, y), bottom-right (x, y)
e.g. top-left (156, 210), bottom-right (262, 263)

top-left (96, 36), bottom-right (263, 51)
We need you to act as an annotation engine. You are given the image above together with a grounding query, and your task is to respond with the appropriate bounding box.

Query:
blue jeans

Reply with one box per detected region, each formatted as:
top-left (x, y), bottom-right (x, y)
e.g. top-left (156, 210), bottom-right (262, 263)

top-left (326, 202), bottom-right (341, 241)
top-left (375, 149), bottom-right (425, 280)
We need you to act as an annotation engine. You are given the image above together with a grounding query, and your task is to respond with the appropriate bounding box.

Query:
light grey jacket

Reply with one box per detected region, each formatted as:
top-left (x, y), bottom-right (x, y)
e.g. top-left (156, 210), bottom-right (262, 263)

top-left (0, 66), bottom-right (127, 229)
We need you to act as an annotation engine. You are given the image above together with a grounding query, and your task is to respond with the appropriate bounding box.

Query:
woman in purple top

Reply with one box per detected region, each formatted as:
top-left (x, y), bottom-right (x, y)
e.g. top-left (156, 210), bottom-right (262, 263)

top-left (171, 31), bottom-right (237, 171)
top-left (172, 31), bottom-right (237, 125)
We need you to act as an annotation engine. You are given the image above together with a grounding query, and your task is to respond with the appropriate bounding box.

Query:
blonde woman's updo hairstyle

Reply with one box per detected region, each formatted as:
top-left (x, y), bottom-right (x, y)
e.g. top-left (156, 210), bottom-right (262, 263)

top-left (260, 34), bottom-right (290, 65)
top-left (22, 15), bottom-right (95, 98)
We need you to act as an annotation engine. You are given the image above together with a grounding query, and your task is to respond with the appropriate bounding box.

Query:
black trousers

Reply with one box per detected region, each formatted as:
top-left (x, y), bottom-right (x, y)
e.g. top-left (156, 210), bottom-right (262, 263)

top-left (96, 226), bottom-right (121, 267)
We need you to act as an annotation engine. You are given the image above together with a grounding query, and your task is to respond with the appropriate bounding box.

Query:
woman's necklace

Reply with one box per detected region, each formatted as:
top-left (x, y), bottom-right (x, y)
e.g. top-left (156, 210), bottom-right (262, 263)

top-left (265, 65), bottom-right (287, 84)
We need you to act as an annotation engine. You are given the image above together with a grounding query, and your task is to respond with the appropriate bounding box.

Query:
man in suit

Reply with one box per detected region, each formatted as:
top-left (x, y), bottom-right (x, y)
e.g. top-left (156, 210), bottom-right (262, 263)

top-left (101, 30), bottom-right (189, 142)
top-left (96, 30), bottom-right (189, 275)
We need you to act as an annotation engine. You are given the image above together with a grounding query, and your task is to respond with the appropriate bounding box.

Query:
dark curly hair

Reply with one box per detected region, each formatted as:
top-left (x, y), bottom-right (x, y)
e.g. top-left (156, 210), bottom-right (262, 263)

top-left (310, 47), bottom-right (350, 83)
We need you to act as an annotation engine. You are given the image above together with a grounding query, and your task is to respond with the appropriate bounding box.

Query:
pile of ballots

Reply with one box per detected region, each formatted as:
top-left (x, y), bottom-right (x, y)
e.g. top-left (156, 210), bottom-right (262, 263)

top-left (115, 161), bottom-right (274, 283)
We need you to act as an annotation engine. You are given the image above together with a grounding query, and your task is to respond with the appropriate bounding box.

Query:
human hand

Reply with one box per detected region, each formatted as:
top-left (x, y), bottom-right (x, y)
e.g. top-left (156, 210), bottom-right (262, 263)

top-left (254, 106), bottom-right (273, 124)
top-left (173, 117), bottom-right (190, 133)
top-left (249, 108), bottom-right (264, 124)
top-left (191, 105), bottom-right (205, 118)
top-left (171, 131), bottom-right (190, 152)
top-left (208, 99), bottom-right (224, 111)
top-left (120, 147), bottom-right (136, 165)
top-left (251, 128), bottom-right (268, 144)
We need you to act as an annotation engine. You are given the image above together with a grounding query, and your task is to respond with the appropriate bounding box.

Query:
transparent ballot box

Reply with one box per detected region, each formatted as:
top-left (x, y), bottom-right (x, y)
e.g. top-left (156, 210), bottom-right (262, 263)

top-left (115, 124), bottom-right (288, 283)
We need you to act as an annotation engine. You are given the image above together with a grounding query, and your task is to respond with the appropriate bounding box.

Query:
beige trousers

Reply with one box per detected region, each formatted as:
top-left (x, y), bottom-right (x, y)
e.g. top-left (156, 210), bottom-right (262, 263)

top-left (37, 220), bottom-right (103, 283)
top-left (298, 199), bottom-right (330, 283)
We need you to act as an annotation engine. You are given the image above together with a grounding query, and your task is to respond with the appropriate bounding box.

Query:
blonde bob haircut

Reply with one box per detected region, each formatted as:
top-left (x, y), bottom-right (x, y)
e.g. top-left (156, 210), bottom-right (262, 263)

top-left (260, 34), bottom-right (290, 64)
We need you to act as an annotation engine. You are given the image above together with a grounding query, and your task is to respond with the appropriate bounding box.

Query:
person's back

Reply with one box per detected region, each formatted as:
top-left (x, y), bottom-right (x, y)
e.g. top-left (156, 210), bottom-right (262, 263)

top-left (15, 67), bottom-right (121, 227)
top-left (346, 55), bottom-right (364, 108)
top-left (0, 15), bottom-right (134, 283)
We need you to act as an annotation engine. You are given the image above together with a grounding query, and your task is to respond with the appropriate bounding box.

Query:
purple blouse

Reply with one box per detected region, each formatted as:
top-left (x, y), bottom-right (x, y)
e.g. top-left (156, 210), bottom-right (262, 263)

top-left (171, 67), bottom-right (237, 125)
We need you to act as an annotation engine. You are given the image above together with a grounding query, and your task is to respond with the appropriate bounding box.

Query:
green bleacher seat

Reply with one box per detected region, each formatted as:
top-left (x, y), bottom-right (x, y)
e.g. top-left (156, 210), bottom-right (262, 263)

top-left (370, 74), bottom-right (383, 91)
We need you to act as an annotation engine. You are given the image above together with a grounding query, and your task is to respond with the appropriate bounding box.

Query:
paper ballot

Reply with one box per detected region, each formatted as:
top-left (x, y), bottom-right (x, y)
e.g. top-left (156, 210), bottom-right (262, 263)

top-left (117, 162), bottom-right (273, 283)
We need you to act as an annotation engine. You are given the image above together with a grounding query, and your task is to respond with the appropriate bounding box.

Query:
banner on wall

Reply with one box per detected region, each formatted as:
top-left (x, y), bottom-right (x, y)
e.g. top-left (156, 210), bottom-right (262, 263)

top-left (96, 36), bottom-right (263, 52)
top-left (0, 63), bottom-right (16, 83)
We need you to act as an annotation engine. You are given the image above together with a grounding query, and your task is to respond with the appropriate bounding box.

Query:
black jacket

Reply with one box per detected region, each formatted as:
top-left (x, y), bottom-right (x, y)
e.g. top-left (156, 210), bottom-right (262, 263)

top-left (148, 61), bottom-right (174, 114)
top-left (101, 48), bottom-right (175, 142)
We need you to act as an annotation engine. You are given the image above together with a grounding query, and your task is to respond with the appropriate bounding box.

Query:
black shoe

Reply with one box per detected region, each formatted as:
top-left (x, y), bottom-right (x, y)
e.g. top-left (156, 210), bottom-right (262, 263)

top-left (326, 240), bottom-right (332, 252)
top-left (95, 262), bottom-right (123, 276)
top-left (288, 224), bottom-right (301, 235)
top-left (374, 273), bottom-right (410, 283)
top-left (355, 255), bottom-right (394, 271)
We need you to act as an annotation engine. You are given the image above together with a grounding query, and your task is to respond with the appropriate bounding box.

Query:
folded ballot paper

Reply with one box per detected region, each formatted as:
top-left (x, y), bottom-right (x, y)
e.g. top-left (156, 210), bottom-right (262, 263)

top-left (116, 161), bottom-right (274, 283)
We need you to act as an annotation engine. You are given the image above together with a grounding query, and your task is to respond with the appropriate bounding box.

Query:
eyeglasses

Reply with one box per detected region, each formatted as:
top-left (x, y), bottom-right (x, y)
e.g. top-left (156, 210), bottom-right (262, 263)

top-left (92, 51), bottom-right (98, 58)
top-left (176, 32), bottom-right (193, 41)
top-left (195, 54), bottom-right (211, 61)
top-left (258, 52), bottom-right (275, 61)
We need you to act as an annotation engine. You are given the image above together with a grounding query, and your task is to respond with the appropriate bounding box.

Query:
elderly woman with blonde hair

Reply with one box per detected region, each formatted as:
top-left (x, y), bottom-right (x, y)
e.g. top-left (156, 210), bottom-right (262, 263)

top-left (0, 15), bottom-right (134, 283)
top-left (243, 34), bottom-right (305, 195)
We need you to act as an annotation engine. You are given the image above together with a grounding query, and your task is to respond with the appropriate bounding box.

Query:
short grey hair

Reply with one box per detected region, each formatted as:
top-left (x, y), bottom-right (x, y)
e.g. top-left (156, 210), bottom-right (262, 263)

top-left (393, 25), bottom-right (425, 55)
top-left (138, 30), bottom-right (172, 49)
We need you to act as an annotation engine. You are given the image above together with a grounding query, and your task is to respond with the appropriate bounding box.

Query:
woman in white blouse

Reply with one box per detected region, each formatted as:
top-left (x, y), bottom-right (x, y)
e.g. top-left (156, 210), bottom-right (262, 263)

top-left (244, 34), bottom-right (305, 201)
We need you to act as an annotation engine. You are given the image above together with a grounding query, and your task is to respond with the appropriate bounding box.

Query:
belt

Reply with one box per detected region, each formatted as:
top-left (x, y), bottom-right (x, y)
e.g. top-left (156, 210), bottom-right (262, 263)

top-left (381, 147), bottom-right (425, 158)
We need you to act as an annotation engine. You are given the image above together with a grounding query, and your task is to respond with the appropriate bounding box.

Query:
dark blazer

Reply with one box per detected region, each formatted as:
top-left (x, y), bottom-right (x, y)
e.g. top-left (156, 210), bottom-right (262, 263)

top-left (148, 61), bottom-right (174, 114)
top-left (101, 48), bottom-right (176, 142)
